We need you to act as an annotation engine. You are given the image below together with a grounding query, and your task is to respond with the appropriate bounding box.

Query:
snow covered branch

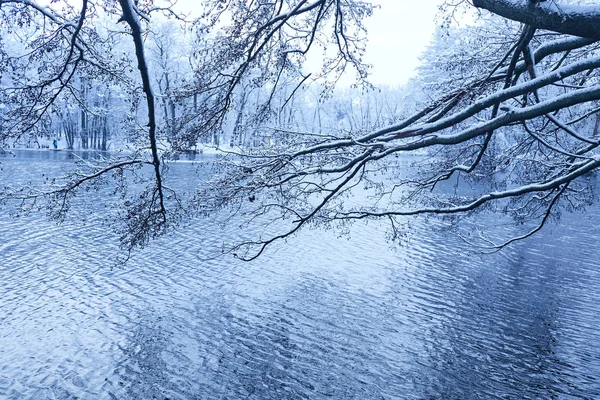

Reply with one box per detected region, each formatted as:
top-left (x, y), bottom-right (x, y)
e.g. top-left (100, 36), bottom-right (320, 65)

top-left (118, 0), bottom-right (166, 223)
top-left (196, 15), bottom-right (600, 258)
top-left (473, 0), bottom-right (600, 39)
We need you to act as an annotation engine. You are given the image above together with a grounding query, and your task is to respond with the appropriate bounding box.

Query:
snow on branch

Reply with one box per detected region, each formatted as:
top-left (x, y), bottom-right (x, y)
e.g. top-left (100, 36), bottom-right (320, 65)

top-left (473, 0), bottom-right (600, 39)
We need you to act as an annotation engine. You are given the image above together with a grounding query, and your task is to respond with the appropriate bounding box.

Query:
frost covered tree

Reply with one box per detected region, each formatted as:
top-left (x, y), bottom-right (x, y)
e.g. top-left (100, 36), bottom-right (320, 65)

top-left (2, 0), bottom-right (600, 259)
top-left (197, 1), bottom-right (600, 259)
top-left (0, 0), bottom-right (373, 252)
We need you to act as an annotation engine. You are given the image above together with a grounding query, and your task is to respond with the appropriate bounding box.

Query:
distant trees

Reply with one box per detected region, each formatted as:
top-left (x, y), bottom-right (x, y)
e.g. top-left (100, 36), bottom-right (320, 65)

top-left (2, 0), bottom-right (600, 258)
top-left (0, 0), bottom-right (130, 150)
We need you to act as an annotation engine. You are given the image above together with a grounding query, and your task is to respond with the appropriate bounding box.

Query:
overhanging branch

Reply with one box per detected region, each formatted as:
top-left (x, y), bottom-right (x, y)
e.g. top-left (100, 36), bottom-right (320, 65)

top-left (473, 0), bottom-right (600, 39)
top-left (118, 0), bottom-right (166, 221)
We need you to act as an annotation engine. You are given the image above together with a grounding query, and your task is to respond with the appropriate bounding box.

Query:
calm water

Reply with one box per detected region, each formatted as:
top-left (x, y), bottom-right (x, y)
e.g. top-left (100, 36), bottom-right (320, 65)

top-left (1, 150), bottom-right (600, 399)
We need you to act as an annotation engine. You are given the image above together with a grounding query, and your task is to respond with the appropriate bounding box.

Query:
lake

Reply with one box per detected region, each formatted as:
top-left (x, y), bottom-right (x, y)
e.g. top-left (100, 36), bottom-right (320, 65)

top-left (1, 150), bottom-right (599, 399)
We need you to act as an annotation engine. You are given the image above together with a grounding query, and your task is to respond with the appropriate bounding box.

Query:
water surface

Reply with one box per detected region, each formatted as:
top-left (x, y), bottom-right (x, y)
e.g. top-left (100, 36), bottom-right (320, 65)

top-left (1, 150), bottom-right (599, 399)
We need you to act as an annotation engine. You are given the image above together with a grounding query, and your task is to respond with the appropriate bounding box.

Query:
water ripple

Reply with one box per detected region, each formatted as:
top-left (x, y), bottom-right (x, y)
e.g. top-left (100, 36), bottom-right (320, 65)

top-left (1, 153), bottom-right (600, 398)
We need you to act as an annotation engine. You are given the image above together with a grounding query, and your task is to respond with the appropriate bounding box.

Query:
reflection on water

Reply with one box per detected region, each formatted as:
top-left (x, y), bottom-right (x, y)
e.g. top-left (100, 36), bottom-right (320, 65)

top-left (1, 148), bottom-right (112, 161)
top-left (1, 151), bottom-right (600, 399)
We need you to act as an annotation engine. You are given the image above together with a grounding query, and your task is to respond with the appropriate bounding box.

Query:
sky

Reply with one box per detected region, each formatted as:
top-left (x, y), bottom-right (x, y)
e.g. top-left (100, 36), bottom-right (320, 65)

top-left (360, 0), bottom-right (442, 86)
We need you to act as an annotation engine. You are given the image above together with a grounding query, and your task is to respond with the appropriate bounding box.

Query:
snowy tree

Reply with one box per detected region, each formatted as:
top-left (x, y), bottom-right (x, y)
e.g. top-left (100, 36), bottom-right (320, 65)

top-left (195, 1), bottom-right (600, 259)
top-left (3, 0), bottom-right (600, 259)
top-left (0, 0), bottom-right (374, 252)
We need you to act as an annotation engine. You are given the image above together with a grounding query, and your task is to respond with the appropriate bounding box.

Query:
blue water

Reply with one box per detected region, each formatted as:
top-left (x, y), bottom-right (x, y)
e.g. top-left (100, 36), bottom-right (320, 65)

top-left (1, 150), bottom-right (599, 399)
